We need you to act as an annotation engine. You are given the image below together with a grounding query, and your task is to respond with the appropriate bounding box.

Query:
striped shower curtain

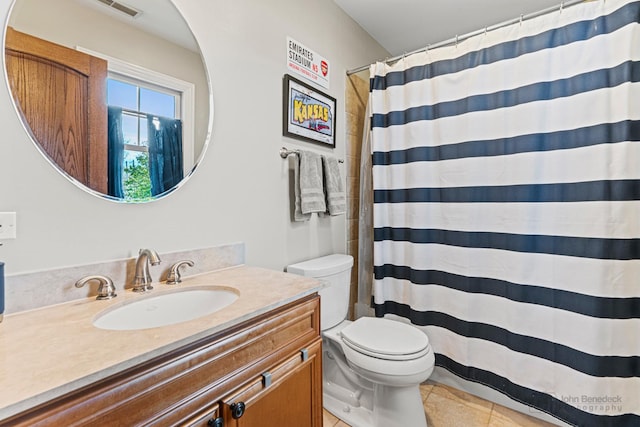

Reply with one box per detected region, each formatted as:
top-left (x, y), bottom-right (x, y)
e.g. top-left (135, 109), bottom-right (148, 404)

top-left (369, 1), bottom-right (640, 425)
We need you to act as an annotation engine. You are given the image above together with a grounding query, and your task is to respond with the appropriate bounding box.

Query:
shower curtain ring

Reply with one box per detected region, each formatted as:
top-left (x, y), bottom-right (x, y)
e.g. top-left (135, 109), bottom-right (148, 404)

top-left (455, 35), bottom-right (459, 47)
top-left (519, 14), bottom-right (523, 26)
top-left (560, 1), bottom-right (564, 13)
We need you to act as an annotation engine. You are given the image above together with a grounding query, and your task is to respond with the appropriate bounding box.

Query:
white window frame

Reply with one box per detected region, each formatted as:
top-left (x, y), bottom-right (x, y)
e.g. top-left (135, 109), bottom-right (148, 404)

top-left (77, 47), bottom-right (196, 176)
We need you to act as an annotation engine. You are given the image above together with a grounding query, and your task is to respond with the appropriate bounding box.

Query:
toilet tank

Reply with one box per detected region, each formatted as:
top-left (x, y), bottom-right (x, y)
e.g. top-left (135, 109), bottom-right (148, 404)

top-left (286, 254), bottom-right (354, 330)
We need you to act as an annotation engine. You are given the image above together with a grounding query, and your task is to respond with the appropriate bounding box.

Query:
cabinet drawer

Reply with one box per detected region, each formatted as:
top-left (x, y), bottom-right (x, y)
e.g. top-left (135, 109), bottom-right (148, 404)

top-left (1, 294), bottom-right (320, 427)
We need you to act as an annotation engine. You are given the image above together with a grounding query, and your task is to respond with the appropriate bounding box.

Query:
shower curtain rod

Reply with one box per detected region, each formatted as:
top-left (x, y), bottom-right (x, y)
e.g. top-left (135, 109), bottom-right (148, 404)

top-left (346, 0), bottom-right (586, 75)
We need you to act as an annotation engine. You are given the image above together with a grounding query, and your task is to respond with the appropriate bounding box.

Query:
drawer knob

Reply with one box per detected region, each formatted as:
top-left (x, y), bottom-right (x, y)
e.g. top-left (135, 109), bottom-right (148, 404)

top-left (207, 417), bottom-right (223, 427)
top-left (230, 402), bottom-right (246, 419)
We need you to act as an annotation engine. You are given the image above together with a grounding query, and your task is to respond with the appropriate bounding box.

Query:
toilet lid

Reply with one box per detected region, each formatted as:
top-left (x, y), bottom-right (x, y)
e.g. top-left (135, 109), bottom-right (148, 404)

top-left (340, 317), bottom-right (430, 361)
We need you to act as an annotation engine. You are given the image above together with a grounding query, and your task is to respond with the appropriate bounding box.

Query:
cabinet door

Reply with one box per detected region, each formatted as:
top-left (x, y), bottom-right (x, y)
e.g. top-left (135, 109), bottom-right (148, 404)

top-left (221, 339), bottom-right (322, 427)
top-left (5, 26), bottom-right (108, 193)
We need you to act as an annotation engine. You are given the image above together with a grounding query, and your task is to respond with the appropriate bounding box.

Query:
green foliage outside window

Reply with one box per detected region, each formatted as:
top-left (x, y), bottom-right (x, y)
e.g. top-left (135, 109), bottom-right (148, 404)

top-left (123, 152), bottom-right (152, 202)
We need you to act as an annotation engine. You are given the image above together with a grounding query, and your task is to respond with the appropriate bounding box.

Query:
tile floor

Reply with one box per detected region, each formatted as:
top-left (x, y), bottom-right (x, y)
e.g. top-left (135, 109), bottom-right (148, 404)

top-left (323, 381), bottom-right (558, 427)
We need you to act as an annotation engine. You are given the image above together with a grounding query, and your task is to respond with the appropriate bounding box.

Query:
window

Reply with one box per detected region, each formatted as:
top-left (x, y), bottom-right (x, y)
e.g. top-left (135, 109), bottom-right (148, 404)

top-left (107, 75), bottom-right (180, 200)
top-left (76, 47), bottom-right (196, 201)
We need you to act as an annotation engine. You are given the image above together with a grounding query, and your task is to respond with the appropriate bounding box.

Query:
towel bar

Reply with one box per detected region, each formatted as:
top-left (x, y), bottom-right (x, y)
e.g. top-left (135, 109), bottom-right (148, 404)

top-left (280, 147), bottom-right (344, 163)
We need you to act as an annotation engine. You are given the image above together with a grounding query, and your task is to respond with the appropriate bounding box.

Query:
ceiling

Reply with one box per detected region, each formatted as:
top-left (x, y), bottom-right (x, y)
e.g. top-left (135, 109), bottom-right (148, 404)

top-left (77, 0), bottom-right (575, 59)
top-left (75, 0), bottom-right (198, 52)
top-left (78, 1), bottom-right (575, 61)
top-left (334, 0), bottom-right (571, 57)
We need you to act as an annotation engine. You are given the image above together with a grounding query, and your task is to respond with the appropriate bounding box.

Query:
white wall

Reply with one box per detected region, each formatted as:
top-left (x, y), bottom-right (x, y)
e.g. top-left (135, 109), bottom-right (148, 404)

top-left (0, 0), bottom-right (388, 275)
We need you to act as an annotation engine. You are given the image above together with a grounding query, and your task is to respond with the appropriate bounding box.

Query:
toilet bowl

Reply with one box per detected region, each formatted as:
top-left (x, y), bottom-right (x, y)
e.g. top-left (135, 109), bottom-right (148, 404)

top-left (287, 254), bottom-right (434, 427)
top-left (324, 318), bottom-right (434, 427)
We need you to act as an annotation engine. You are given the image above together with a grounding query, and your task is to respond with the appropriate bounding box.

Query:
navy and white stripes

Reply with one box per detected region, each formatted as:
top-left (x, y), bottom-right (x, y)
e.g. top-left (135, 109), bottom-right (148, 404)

top-left (369, 1), bottom-right (640, 425)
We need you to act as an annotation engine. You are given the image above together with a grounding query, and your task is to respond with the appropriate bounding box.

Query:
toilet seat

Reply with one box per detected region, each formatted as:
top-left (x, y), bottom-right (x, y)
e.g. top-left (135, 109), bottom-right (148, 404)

top-left (340, 317), bottom-right (430, 361)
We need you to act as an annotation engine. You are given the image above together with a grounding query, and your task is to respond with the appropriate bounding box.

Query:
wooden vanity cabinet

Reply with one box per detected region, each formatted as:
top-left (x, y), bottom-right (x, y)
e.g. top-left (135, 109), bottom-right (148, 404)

top-left (1, 294), bottom-right (322, 427)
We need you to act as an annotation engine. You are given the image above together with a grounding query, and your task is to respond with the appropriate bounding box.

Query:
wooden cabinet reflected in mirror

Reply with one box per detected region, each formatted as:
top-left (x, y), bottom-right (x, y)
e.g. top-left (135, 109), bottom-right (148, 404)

top-left (6, 27), bottom-right (108, 194)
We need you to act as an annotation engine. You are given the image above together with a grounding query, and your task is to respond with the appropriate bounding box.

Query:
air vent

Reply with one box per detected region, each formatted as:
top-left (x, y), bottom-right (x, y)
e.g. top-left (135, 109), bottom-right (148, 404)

top-left (95, 0), bottom-right (141, 18)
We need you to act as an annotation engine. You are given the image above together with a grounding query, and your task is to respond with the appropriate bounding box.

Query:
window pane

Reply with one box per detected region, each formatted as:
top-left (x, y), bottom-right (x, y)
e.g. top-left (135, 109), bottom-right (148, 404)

top-left (140, 87), bottom-right (175, 118)
top-left (121, 114), bottom-right (139, 145)
top-left (123, 149), bottom-right (152, 201)
top-left (107, 79), bottom-right (138, 110)
top-left (140, 117), bottom-right (149, 147)
top-left (123, 149), bottom-right (142, 169)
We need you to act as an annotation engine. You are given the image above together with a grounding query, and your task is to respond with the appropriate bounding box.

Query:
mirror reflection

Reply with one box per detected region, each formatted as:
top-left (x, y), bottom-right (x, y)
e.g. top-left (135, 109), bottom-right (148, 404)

top-left (5, 0), bottom-right (211, 202)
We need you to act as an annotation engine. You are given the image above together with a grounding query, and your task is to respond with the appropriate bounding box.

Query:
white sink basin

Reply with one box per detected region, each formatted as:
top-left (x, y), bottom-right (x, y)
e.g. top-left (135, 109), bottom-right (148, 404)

top-left (93, 286), bottom-right (239, 331)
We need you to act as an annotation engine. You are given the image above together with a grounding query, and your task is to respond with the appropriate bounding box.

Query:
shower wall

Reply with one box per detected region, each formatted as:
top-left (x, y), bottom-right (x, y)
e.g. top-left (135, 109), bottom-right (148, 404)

top-left (345, 72), bottom-right (369, 319)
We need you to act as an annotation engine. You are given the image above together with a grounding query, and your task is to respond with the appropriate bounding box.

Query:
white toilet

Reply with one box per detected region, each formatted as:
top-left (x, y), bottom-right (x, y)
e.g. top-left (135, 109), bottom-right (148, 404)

top-left (287, 254), bottom-right (434, 427)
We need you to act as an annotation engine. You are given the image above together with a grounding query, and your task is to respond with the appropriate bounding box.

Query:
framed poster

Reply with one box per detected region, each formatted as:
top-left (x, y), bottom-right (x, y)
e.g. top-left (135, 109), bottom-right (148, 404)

top-left (283, 74), bottom-right (336, 147)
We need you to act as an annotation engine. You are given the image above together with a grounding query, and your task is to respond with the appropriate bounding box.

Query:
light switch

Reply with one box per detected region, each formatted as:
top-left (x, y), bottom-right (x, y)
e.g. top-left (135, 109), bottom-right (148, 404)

top-left (0, 212), bottom-right (16, 239)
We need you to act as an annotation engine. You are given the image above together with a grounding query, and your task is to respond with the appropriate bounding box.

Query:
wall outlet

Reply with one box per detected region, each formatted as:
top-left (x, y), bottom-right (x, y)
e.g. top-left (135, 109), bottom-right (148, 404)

top-left (0, 212), bottom-right (17, 239)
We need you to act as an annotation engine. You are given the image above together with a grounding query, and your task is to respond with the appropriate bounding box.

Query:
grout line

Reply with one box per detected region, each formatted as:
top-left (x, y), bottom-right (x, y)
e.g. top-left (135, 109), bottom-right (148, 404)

top-left (487, 402), bottom-right (496, 427)
top-left (423, 387), bottom-right (433, 402)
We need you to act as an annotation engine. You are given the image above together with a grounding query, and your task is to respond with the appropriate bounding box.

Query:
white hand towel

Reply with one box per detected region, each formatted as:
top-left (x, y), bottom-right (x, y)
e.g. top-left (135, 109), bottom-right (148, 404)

top-left (322, 155), bottom-right (346, 215)
top-left (296, 150), bottom-right (326, 220)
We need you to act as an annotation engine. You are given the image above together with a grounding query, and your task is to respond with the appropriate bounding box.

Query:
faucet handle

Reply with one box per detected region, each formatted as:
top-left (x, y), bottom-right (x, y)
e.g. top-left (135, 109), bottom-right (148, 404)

top-left (75, 275), bottom-right (117, 300)
top-left (166, 260), bottom-right (195, 285)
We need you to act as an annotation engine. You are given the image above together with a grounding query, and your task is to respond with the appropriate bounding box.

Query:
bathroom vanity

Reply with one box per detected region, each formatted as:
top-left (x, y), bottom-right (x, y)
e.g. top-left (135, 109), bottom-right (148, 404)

top-left (0, 266), bottom-right (323, 426)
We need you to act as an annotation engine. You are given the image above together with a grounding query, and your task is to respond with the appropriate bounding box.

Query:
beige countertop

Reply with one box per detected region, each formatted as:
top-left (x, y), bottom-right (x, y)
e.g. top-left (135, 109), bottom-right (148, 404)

top-left (0, 265), bottom-right (321, 421)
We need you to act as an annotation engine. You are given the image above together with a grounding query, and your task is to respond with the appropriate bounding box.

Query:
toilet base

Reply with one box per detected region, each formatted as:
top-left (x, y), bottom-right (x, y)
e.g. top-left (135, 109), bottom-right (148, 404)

top-left (324, 381), bottom-right (428, 427)
top-left (372, 383), bottom-right (427, 427)
top-left (322, 339), bottom-right (375, 427)
top-left (323, 384), bottom-right (372, 427)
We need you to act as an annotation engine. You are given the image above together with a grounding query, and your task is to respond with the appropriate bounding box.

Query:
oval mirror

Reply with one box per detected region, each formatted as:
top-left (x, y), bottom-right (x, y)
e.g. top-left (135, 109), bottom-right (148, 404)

top-left (4, 0), bottom-right (211, 202)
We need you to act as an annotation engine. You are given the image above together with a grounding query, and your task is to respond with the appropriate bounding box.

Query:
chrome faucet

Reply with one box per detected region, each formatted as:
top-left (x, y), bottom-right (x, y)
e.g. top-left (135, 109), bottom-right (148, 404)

top-left (132, 248), bottom-right (161, 292)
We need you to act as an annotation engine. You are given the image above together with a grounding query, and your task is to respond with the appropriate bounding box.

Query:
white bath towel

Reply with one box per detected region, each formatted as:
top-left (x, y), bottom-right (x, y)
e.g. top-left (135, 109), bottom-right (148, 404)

top-left (322, 155), bottom-right (346, 215)
top-left (295, 150), bottom-right (326, 221)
